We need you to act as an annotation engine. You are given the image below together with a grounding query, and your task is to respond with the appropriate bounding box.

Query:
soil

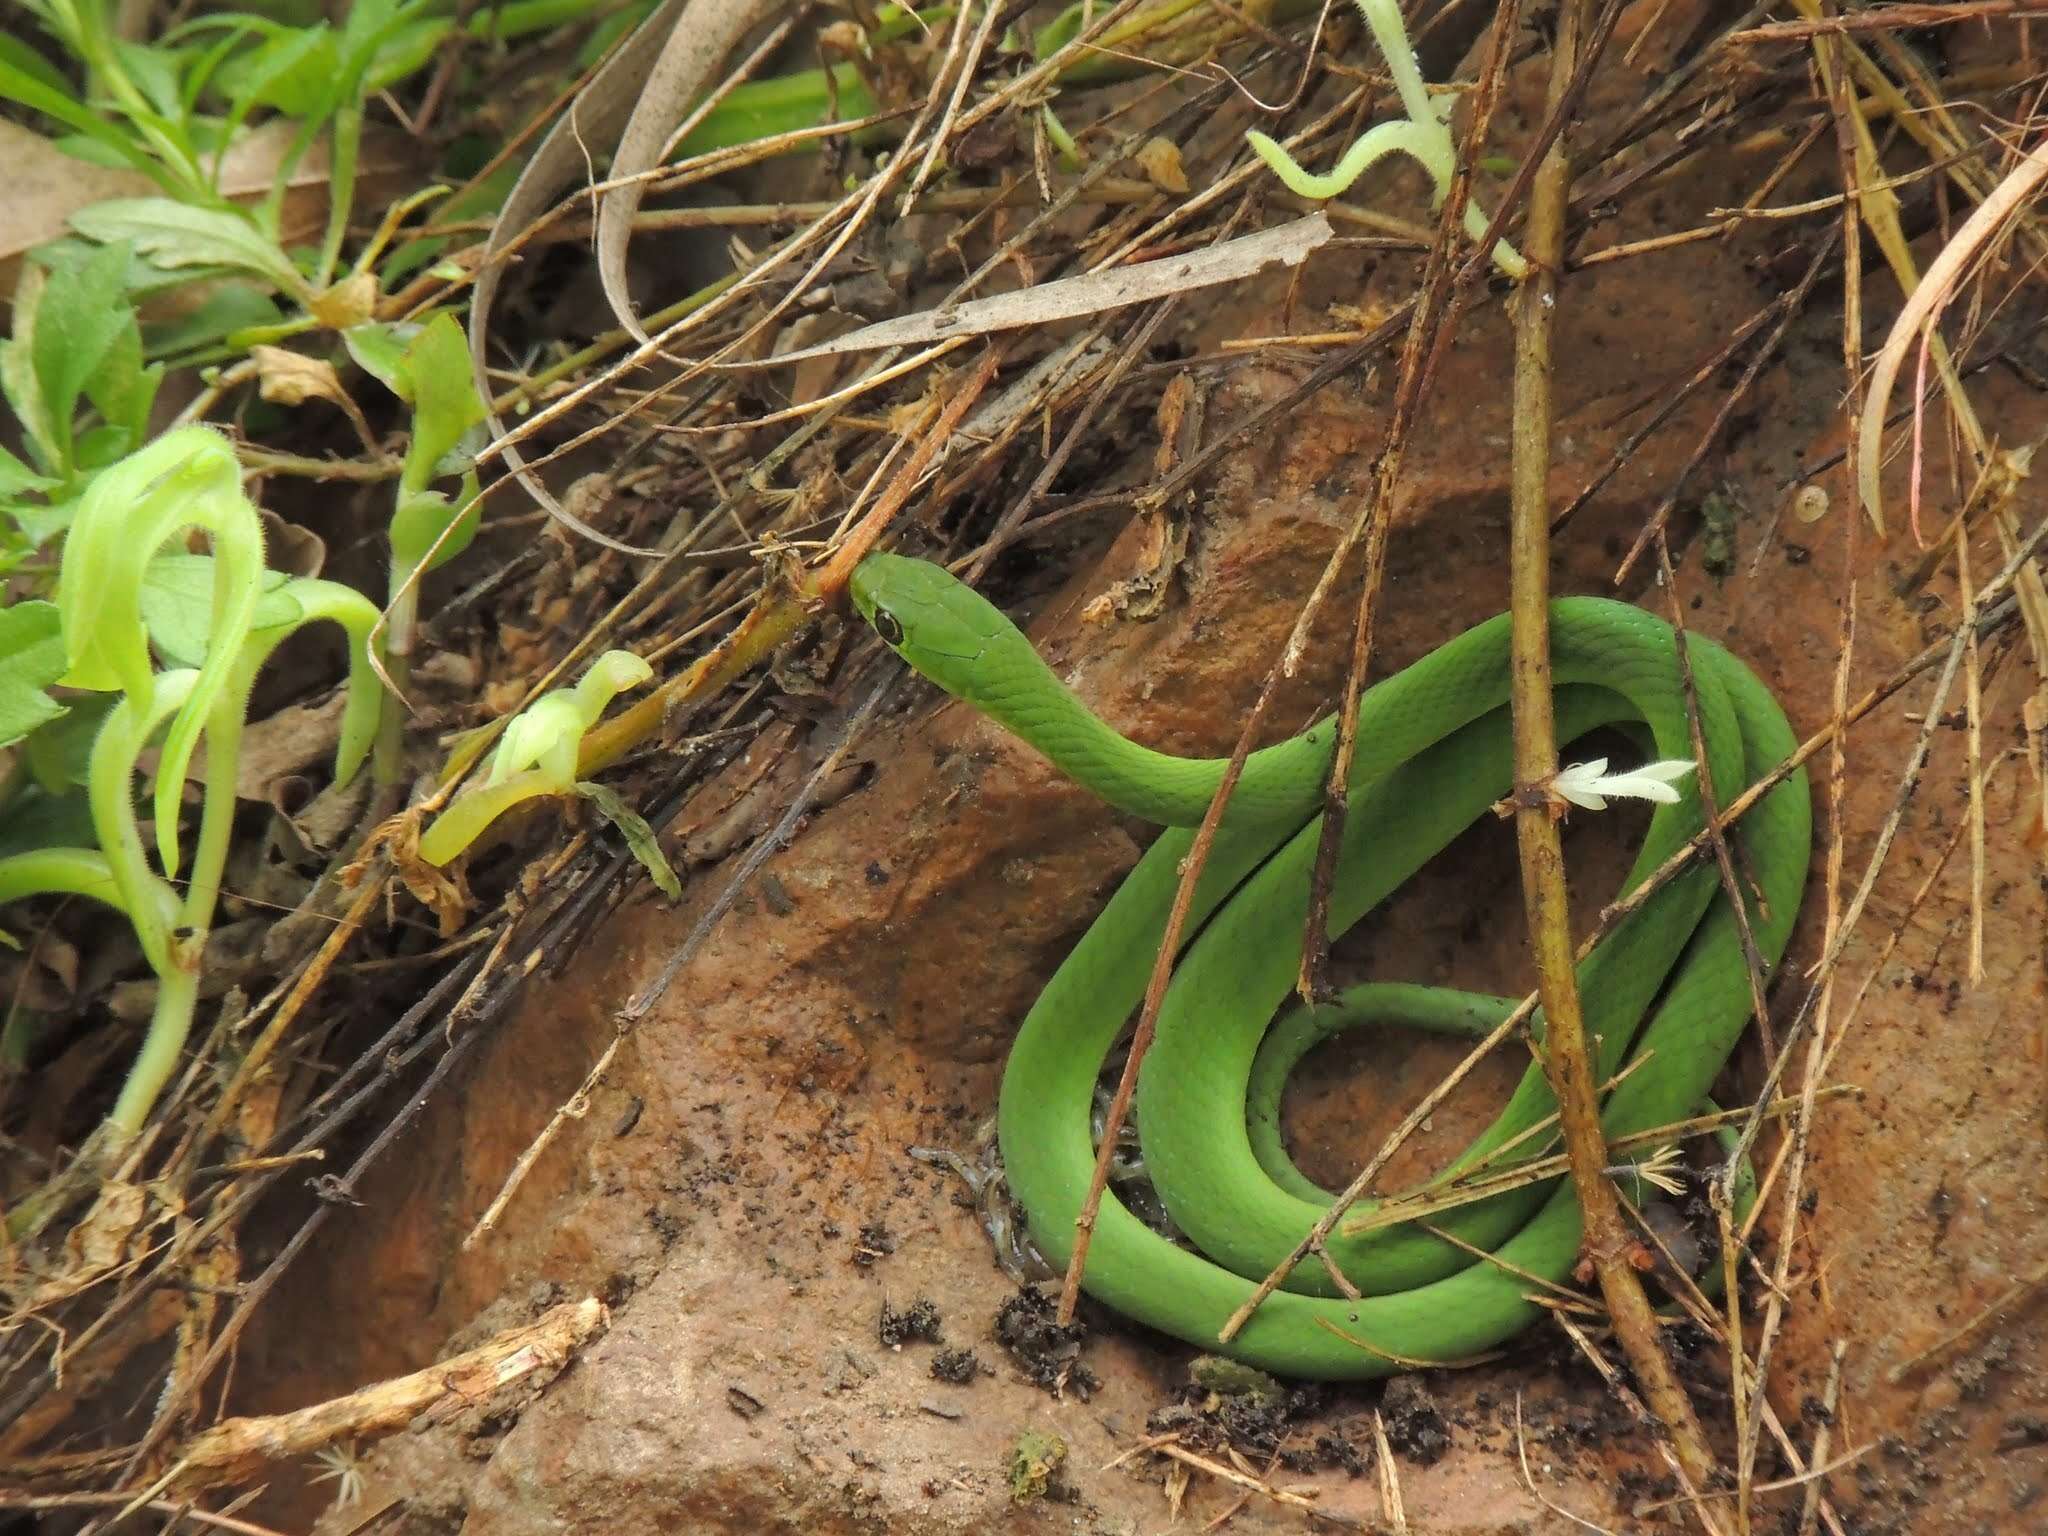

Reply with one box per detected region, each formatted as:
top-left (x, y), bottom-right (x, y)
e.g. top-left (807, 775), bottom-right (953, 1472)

top-left (228, 11), bottom-right (2046, 1536)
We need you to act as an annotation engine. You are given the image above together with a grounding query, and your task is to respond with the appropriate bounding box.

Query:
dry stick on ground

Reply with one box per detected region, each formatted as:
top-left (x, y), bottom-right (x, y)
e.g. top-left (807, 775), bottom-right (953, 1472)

top-left (1797, 1343), bottom-right (1850, 1536)
top-left (1718, 520), bottom-right (2048, 1193)
top-left (170, 1297), bottom-right (607, 1490)
top-left (111, 961), bottom-right (499, 1477)
top-left (1501, 0), bottom-right (1727, 1516)
top-left (1734, 0), bottom-right (2048, 42)
top-left (0, 1495), bottom-right (286, 1536)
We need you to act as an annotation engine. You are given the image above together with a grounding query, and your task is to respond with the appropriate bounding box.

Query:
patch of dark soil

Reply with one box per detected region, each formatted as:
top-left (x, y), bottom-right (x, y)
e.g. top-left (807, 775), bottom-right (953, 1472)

top-left (993, 1287), bottom-right (1097, 1398)
top-left (929, 1346), bottom-right (980, 1384)
top-left (1142, 1356), bottom-right (1359, 1473)
top-left (1378, 1376), bottom-right (1451, 1465)
top-left (877, 1297), bottom-right (942, 1347)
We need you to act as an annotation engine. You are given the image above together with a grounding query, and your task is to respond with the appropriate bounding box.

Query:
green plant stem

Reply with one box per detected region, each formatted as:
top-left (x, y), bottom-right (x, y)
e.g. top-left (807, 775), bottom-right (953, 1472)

top-left (99, 682), bottom-right (245, 1144)
top-left (0, 848), bottom-right (130, 912)
top-left (417, 767), bottom-right (558, 864)
top-left (87, 673), bottom-right (197, 975)
top-left (374, 567), bottom-right (421, 785)
top-left (106, 964), bottom-right (200, 1140)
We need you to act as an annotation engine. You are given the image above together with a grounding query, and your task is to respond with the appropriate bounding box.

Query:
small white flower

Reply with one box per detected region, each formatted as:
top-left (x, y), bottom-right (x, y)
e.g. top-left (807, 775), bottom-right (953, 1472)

top-left (1552, 756), bottom-right (1696, 812)
top-left (1608, 1143), bottom-right (1687, 1198)
top-left (311, 1444), bottom-right (366, 1507)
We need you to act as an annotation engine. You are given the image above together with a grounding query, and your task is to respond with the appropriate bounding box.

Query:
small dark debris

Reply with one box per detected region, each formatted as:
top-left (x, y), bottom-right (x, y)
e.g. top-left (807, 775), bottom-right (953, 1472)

top-left (864, 861), bottom-right (890, 885)
top-left (1954, 1333), bottom-right (2015, 1401)
top-left (853, 1221), bottom-right (896, 1266)
top-left (879, 1297), bottom-right (943, 1347)
top-left (1146, 1358), bottom-right (1335, 1466)
top-left (931, 1347), bottom-right (981, 1384)
top-left (1315, 1429), bottom-right (1371, 1477)
top-left (1784, 542), bottom-right (1811, 565)
top-left (726, 1385), bottom-right (766, 1419)
top-left (1999, 1417), bottom-right (2048, 1453)
top-left (1800, 1394), bottom-right (1837, 1428)
top-left (612, 1096), bottom-right (643, 1136)
top-left (1378, 1377), bottom-right (1451, 1466)
top-left (995, 1288), bottom-right (1097, 1399)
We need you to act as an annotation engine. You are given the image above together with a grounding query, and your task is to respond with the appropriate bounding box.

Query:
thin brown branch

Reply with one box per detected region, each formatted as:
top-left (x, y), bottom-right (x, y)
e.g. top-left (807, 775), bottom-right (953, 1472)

top-left (1732, 1), bottom-right (2048, 44)
top-left (1505, 0), bottom-right (1726, 1512)
top-left (1295, 0), bottom-right (1527, 1002)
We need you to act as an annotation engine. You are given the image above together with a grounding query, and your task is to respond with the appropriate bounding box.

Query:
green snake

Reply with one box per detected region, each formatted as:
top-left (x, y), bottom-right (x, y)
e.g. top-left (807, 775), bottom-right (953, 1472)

top-left (851, 552), bottom-right (1810, 1380)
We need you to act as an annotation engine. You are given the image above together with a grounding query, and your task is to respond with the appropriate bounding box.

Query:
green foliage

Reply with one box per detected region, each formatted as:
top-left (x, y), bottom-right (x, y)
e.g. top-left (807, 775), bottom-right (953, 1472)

top-left (0, 424), bottom-right (386, 1145)
top-left (418, 651), bottom-right (654, 867)
top-left (0, 602), bottom-right (69, 747)
top-left (385, 314), bottom-right (487, 576)
top-left (70, 198), bottom-right (310, 299)
top-left (0, 241), bottom-right (162, 545)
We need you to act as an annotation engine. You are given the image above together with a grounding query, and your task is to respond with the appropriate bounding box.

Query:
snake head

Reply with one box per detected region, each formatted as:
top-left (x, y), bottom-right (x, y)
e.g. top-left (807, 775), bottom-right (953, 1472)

top-left (849, 553), bottom-right (1001, 672)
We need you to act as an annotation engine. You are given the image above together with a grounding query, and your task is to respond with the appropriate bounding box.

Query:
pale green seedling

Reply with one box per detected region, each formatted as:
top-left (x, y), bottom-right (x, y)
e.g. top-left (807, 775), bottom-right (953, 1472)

top-left (418, 650), bottom-right (663, 878)
top-left (1244, 0), bottom-right (1526, 279)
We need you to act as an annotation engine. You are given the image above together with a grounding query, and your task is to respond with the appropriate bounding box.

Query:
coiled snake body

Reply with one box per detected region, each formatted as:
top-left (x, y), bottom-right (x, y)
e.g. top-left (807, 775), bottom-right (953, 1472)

top-left (853, 553), bottom-right (1809, 1380)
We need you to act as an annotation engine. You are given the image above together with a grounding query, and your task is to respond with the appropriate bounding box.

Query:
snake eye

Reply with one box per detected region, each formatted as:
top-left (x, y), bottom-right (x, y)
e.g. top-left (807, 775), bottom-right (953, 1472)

top-left (873, 609), bottom-right (905, 646)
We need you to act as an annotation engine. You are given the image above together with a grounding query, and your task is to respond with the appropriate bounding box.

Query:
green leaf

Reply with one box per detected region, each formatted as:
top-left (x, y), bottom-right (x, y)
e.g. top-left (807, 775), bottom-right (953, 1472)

top-left (389, 485), bottom-right (481, 575)
top-left (342, 320), bottom-right (417, 395)
top-left (0, 601), bottom-right (69, 748)
top-left (70, 198), bottom-right (308, 300)
top-left (144, 281), bottom-right (283, 359)
top-left (215, 25), bottom-right (337, 119)
top-left (0, 445), bottom-right (54, 499)
top-left (397, 312), bottom-right (485, 490)
top-left (0, 55), bottom-right (163, 182)
top-left (32, 241), bottom-right (135, 467)
top-left (113, 39), bottom-right (189, 122)
top-left (367, 17), bottom-right (452, 91)
top-left (576, 782), bottom-right (681, 899)
top-left (33, 233), bottom-right (228, 300)
top-left (0, 34), bottom-right (73, 98)
top-left (22, 693), bottom-right (118, 792)
top-left (6, 492), bottom-right (81, 550)
top-left (0, 785), bottom-right (101, 862)
top-left (139, 553), bottom-right (299, 667)
top-left (1, 265), bottom-right (63, 476)
top-left (83, 306), bottom-right (159, 451)
top-left (76, 424), bottom-right (141, 472)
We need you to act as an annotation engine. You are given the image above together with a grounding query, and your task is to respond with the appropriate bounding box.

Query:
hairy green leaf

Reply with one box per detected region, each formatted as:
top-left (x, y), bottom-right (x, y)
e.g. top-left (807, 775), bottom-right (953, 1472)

top-left (71, 198), bottom-right (307, 299)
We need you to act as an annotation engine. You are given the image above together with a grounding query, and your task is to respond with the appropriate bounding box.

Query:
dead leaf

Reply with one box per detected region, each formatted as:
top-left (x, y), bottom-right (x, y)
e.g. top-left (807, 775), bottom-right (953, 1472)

top-left (2, 119), bottom-right (421, 303)
top-left (594, 0), bottom-right (781, 341)
top-left (310, 270), bottom-right (378, 329)
top-left (1134, 135), bottom-right (1189, 194)
top-left (258, 508), bottom-right (327, 578)
top-left (743, 215), bottom-right (1336, 365)
top-left (252, 345), bottom-right (347, 408)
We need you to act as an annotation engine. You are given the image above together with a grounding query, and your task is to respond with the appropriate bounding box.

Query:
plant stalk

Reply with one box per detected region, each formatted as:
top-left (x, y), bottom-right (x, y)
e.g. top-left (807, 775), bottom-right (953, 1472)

top-left (1505, 0), bottom-right (1728, 1515)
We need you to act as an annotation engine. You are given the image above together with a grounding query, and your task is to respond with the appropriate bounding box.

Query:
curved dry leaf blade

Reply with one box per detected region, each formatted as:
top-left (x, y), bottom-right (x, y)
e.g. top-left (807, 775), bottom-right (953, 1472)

top-left (469, 0), bottom-right (690, 557)
top-left (596, 0), bottom-right (777, 342)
